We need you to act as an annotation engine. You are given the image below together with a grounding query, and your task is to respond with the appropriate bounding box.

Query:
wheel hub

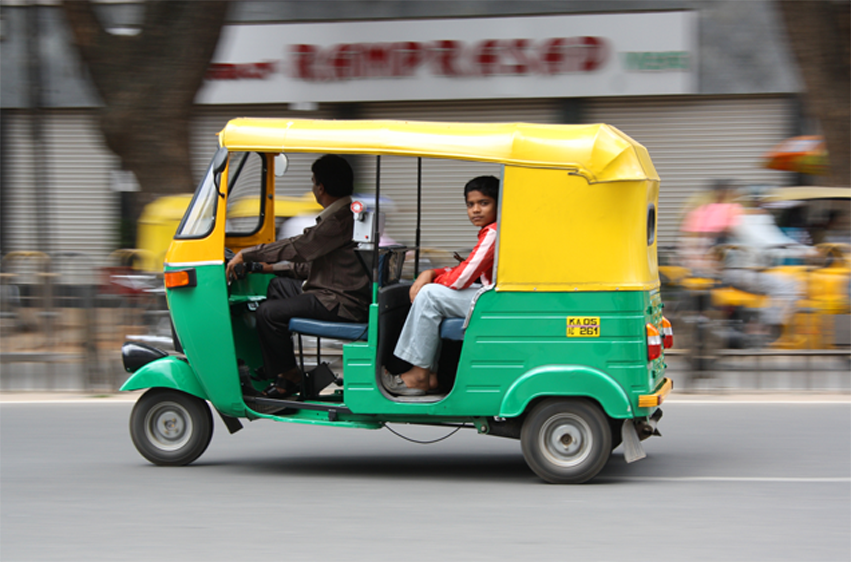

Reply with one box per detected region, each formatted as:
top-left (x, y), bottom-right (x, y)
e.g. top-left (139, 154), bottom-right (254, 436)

top-left (540, 413), bottom-right (592, 468)
top-left (144, 401), bottom-right (193, 451)
top-left (159, 414), bottom-right (183, 436)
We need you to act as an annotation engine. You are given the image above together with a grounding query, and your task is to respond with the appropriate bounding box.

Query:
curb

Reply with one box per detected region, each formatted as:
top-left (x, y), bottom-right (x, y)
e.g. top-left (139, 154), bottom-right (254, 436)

top-left (0, 390), bottom-right (144, 403)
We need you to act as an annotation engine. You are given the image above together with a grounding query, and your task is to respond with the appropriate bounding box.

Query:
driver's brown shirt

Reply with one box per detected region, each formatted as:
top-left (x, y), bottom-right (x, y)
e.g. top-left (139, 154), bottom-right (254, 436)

top-left (241, 197), bottom-right (371, 322)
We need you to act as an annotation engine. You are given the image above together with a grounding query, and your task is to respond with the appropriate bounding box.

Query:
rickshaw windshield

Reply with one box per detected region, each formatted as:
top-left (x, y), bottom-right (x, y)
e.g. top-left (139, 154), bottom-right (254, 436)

top-left (176, 148), bottom-right (227, 239)
top-left (224, 152), bottom-right (267, 237)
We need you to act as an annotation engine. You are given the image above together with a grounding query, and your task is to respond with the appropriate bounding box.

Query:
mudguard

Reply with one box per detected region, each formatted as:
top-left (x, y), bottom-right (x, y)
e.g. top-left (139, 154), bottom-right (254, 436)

top-left (119, 356), bottom-right (208, 401)
top-left (499, 365), bottom-right (633, 419)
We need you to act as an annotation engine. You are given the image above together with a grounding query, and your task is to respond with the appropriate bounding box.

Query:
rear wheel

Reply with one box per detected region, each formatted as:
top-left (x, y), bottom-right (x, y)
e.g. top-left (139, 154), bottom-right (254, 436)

top-left (521, 398), bottom-right (611, 484)
top-left (130, 388), bottom-right (213, 466)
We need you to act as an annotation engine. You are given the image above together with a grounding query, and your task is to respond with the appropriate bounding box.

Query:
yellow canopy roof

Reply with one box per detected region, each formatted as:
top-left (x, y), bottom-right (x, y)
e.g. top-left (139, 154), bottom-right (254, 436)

top-left (218, 118), bottom-right (659, 185)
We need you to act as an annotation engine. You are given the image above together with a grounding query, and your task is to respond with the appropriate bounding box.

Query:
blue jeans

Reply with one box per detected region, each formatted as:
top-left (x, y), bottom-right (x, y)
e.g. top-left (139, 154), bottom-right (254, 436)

top-left (393, 284), bottom-right (479, 371)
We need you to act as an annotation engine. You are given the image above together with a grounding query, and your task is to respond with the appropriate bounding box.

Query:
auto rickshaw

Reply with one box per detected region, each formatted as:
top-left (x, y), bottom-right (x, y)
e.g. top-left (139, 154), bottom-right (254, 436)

top-left (761, 187), bottom-right (850, 349)
top-left (120, 118), bottom-right (672, 484)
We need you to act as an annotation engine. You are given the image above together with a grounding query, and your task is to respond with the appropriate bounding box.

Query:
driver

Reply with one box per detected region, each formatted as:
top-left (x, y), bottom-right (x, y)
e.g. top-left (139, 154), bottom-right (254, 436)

top-left (226, 154), bottom-right (371, 398)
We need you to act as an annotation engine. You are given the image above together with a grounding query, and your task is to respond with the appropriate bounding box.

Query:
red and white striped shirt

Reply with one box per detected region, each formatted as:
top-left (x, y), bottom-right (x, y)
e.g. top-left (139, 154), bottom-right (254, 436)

top-left (433, 222), bottom-right (497, 290)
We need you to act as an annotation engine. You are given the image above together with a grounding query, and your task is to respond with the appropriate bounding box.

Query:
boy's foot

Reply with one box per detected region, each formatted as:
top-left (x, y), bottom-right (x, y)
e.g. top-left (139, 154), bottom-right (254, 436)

top-left (384, 374), bottom-right (426, 397)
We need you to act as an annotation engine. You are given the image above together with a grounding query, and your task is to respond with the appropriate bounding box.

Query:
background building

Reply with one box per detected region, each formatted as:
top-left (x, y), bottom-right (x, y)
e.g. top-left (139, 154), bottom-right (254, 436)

top-left (0, 0), bottom-right (807, 265)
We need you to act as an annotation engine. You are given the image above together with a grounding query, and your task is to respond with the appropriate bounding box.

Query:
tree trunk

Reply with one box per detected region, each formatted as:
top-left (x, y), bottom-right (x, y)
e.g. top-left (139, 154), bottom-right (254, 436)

top-left (62, 1), bottom-right (229, 236)
top-left (777, 0), bottom-right (851, 186)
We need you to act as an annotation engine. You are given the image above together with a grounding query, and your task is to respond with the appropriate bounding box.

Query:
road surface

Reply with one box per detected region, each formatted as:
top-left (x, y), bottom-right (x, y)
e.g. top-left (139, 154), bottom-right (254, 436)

top-left (1, 396), bottom-right (849, 561)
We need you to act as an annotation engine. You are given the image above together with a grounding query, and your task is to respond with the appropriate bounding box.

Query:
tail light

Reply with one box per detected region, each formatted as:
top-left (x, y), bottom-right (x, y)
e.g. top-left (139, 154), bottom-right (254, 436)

top-left (661, 317), bottom-right (674, 349)
top-left (646, 323), bottom-right (662, 361)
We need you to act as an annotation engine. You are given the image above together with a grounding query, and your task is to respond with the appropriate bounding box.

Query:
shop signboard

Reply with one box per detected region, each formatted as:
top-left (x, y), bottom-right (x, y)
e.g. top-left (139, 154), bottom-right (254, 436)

top-left (202, 11), bottom-right (698, 104)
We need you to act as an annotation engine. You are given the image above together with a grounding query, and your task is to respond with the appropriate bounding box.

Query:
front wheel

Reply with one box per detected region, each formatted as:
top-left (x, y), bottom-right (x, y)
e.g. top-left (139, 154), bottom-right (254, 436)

top-left (521, 398), bottom-right (611, 484)
top-left (129, 388), bottom-right (213, 466)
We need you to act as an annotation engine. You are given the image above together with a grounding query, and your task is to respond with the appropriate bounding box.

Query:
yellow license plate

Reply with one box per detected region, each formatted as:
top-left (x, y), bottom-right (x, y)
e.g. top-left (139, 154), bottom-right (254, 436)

top-left (567, 316), bottom-right (600, 337)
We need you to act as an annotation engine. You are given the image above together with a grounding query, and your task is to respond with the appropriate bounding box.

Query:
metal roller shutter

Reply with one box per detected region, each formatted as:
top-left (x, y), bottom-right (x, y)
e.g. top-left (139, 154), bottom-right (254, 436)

top-left (357, 155), bottom-right (503, 258)
top-left (358, 99), bottom-right (559, 254)
top-left (4, 110), bottom-right (119, 277)
top-left (4, 114), bottom-right (39, 256)
top-left (584, 95), bottom-right (795, 249)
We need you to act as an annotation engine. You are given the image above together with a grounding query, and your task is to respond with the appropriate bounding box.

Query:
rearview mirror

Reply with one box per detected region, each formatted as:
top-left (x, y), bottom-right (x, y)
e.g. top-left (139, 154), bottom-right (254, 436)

top-left (212, 147), bottom-right (229, 174)
top-left (274, 154), bottom-right (289, 177)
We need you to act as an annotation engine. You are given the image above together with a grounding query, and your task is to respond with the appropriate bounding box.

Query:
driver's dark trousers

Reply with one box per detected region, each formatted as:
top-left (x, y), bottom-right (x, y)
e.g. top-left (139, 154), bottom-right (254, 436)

top-left (255, 277), bottom-right (347, 379)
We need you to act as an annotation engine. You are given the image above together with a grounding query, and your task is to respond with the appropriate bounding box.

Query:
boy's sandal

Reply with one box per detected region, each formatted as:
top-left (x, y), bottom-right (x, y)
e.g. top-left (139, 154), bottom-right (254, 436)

top-left (384, 374), bottom-right (426, 397)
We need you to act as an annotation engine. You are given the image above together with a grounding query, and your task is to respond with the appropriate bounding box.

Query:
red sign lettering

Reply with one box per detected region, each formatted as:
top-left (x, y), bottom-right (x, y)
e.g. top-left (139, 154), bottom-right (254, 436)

top-left (476, 40), bottom-right (500, 76)
top-left (393, 42), bottom-right (423, 76)
top-left (432, 40), bottom-right (462, 76)
top-left (541, 37), bottom-right (607, 74)
top-left (505, 39), bottom-right (533, 75)
top-left (207, 37), bottom-right (609, 82)
top-left (206, 62), bottom-right (277, 80)
top-left (292, 44), bottom-right (317, 80)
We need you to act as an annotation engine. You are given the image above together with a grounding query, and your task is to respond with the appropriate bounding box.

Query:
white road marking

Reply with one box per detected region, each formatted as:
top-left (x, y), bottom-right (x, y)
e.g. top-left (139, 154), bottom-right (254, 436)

top-left (600, 476), bottom-right (851, 483)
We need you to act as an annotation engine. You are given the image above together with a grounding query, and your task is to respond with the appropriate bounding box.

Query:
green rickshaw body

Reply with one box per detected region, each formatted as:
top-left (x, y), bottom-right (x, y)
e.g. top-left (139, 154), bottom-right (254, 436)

top-left (340, 289), bottom-right (664, 421)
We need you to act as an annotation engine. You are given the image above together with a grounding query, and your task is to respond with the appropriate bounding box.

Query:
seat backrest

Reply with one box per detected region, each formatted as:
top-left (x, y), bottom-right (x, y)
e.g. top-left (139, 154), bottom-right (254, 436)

top-left (356, 245), bottom-right (408, 287)
top-left (376, 283), bottom-right (413, 373)
top-left (379, 245), bottom-right (407, 286)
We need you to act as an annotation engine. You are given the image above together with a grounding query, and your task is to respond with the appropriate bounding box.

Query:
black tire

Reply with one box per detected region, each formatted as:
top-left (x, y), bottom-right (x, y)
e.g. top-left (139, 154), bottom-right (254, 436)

top-left (521, 398), bottom-right (611, 484)
top-left (129, 388), bottom-right (213, 466)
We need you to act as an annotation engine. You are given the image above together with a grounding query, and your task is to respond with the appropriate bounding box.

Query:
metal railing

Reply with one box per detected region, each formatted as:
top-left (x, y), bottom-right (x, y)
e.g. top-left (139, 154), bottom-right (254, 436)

top-left (2, 249), bottom-right (848, 392)
top-left (0, 250), bottom-right (168, 391)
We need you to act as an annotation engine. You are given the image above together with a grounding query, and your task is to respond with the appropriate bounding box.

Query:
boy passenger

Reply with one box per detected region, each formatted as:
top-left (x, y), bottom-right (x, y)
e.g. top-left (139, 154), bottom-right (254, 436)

top-left (385, 176), bottom-right (499, 396)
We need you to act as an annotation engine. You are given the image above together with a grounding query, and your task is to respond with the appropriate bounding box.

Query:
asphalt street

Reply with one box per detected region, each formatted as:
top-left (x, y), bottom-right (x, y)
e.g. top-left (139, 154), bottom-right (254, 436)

top-left (1, 397), bottom-right (849, 562)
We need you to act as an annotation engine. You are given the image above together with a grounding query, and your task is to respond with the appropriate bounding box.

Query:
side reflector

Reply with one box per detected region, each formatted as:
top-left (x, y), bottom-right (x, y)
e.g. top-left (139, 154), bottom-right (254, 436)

top-left (164, 269), bottom-right (197, 289)
top-left (661, 317), bottom-right (674, 349)
top-left (646, 323), bottom-right (662, 361)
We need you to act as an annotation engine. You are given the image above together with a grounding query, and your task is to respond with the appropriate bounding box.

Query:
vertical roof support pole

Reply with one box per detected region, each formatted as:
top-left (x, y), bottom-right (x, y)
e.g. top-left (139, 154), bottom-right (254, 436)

top-left (371, 155), bottom-right (381, 301)
top-left (414, 157), bottom-right (423, 278)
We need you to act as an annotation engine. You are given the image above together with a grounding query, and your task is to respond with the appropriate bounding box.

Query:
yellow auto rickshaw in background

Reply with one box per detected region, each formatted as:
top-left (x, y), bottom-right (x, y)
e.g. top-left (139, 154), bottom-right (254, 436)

top-left (135, 195), bottom-right (194, 273)
top-left (136, 193), bottom-right (322, 273)
top-left (660, 185), bottom-right (850, 371)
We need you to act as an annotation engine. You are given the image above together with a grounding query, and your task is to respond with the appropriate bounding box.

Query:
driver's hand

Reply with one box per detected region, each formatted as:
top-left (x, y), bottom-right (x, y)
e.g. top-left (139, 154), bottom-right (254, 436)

top-left (226, 250), bottom-right (245, 282)
top-left (452, 252), bottom-right (465, 263)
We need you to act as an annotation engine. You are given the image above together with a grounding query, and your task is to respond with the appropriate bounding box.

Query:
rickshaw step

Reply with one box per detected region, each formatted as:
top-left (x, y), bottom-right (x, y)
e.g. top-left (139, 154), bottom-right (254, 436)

top-left (244, 396), bottom-right (353, 417)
